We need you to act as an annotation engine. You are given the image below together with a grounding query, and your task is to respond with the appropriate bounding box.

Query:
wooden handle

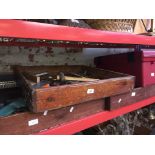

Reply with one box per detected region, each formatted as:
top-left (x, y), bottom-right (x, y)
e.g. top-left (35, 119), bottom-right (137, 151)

top-left (64, 76), bottom-right (98, 82)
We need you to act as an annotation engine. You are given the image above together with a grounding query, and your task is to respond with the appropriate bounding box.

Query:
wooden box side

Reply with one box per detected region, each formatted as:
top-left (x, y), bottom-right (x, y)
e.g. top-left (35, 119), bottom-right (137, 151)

top-left (13, 65), bottom-right (134, 79)
top-left (34, 77), bottom-right (134, 112)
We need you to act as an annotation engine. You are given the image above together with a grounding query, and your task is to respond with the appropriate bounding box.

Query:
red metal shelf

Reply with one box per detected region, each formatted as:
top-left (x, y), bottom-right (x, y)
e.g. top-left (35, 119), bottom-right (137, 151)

top-left (37, 96), bottom-right (155, 135)
top-left (1, 19), bottom-right (155, 134)
top-left (0, 19), bottom-right (155, 46)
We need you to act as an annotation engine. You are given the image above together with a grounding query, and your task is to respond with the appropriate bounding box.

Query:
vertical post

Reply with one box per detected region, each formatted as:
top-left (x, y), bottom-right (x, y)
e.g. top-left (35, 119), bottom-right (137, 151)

top-left (135, 45), bottom-right (142, 52)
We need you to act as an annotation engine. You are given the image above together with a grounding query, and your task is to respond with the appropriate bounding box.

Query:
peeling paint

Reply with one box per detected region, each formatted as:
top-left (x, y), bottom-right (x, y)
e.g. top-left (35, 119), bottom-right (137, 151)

top-left (45, 47), bottom-right (53, 55)
top-left (0, 46), bottom-right (133, 73)
top-left (28, 54), bottom-right (34, 62)
top-left (35, 48), bottom-right (40, 54)
top-left (65, 48), bottom-right (82, 53)
top-left (72, 57), bottom-right (76, 61)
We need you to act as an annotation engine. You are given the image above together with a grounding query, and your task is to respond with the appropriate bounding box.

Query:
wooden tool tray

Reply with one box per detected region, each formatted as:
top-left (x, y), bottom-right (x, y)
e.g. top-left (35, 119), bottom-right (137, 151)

top-left (13, 65), bottom-right (135, 112)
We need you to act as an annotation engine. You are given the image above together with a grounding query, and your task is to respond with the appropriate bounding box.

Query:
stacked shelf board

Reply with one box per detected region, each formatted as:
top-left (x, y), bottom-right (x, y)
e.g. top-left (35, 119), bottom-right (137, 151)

top-left (0, 19), bottom-right (155, 134)
top-left (37, 96), bottom-right (155, 135)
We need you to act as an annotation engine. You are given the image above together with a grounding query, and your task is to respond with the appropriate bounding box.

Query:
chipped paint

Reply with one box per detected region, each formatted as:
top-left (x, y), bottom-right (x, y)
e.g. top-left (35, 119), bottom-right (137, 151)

top-left (65, 48), bottom-right (82, 53)
top-left (28, 54), bottom-right (34, 62)
top-left (0, 46), bottom-right (133, 72)
top-left (45, 47), bottom-right (53, 56)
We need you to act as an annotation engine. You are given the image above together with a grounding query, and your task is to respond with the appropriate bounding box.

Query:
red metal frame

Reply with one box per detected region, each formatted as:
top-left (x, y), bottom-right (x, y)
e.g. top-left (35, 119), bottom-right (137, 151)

top-left (0, 19), bottom-right (155, 45)
top-left (1, 19), bottom-right (155, 134)
top-left (37, 96), bottom-right (155, 135)
top-left (0, 41), bottom-right (136, 48)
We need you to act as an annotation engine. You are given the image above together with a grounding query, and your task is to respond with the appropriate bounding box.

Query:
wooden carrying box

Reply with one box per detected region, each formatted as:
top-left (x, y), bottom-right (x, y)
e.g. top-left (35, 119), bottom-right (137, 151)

top-left (13, 65), bottom-right (135, 112)
top-left (0, 99), bottom-right (105, 135)
top-left (95, 50), bottom-right (155, 87)
top-left (105, 84), bottom-right (155, 110)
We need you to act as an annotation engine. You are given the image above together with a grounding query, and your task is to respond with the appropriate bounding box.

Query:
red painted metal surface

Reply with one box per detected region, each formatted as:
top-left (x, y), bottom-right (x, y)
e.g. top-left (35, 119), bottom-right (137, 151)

top-left (0, 20), bottom-right (155, 45)
top-left (37, 96), bottom-right (155, 135)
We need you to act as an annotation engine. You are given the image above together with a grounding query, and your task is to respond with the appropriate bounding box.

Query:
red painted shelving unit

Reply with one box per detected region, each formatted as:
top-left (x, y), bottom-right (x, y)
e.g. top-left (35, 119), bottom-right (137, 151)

top-left (1, 19), bottom-right (155, 134)
top-left (0, 19), bottom-right (155, 45)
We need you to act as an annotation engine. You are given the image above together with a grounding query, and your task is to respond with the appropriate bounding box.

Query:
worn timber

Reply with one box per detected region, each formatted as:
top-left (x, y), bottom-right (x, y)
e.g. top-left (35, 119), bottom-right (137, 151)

top-left (105, 84), bottom-right (155, 110)
top-left (13, 65), bottom-right (135, 112)
top-left (0, 99), bottom-right (105, 135)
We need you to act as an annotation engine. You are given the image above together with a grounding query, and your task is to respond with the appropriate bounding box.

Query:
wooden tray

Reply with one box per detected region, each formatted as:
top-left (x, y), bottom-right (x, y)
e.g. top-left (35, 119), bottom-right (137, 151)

top-left (13, 65), bottom-right (135, 112)
top-left (105, 84), bottom-right (155, 110)
top-left (0, 99), bottom-right (105, 135)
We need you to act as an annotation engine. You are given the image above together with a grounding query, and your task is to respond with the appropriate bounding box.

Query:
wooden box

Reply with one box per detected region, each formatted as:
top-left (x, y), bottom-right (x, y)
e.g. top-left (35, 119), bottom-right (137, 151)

top-left (105, 84), bottom-right (155, 110)
top-left (13, 65), bottom-right (135, 112)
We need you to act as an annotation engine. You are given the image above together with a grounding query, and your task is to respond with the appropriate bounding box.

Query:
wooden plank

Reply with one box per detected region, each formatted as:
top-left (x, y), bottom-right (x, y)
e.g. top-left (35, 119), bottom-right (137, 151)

top-left (134, 19), bottom-right (149, 34)
top-left (0, 99), bottom-right (105, 135)
top-left (35, 78), bottom-right (134, 112)
top-left (105, 84), bottom-right (155, 110)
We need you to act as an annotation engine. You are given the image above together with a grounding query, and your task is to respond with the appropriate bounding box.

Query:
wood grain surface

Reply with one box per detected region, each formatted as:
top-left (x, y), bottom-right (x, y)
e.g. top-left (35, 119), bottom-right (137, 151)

top-left (0, 99), bottom-right (105, 135)
top-left (13, 65), bottom-right (135, 112)
top-left (106, 84), bottom-right (155, 110)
